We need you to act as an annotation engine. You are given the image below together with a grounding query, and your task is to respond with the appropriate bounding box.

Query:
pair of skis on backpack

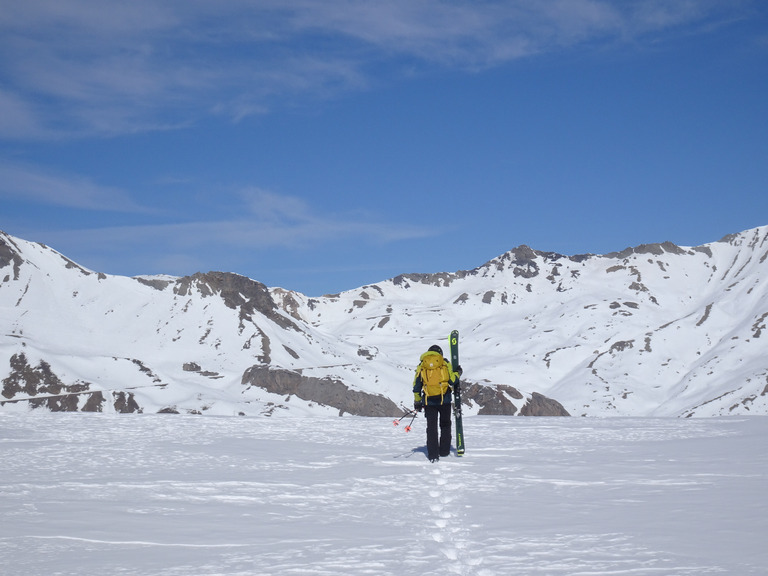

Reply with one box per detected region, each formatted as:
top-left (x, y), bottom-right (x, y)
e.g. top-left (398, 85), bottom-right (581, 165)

top-left (393, 330), bottom-right (465, 456)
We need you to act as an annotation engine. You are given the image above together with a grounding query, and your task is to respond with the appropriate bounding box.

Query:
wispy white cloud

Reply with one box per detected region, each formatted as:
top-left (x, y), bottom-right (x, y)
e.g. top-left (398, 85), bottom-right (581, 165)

top-left (0, 162), bottom-right (151, 212)
top-left (0, 89), bottom-right (47, 139)
top-left (27, 187), bottom-right (434, 277)
top-left (0, 0), bottom-right (755, 139)
top-left (234, 187), bottom-right (433, 245)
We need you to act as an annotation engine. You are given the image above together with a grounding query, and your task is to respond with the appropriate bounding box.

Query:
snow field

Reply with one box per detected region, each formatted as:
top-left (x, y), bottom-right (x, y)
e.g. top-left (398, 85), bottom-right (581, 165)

top-left (1, 413), bottom-right (767, 575)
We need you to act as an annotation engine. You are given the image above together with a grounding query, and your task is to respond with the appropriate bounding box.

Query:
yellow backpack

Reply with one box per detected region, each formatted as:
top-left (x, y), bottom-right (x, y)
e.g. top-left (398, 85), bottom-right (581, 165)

top-left (418, 352), bottom-right (451, 397)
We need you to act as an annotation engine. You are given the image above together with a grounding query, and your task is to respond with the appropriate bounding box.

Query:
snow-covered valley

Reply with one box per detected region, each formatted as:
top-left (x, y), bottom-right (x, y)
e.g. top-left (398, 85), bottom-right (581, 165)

top-left (1, 413), bottom-right (766, 575)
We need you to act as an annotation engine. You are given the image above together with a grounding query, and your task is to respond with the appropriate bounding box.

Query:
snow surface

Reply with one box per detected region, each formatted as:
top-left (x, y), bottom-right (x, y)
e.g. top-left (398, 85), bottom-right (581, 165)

top-left (2, 412), bottom-right (767, 575)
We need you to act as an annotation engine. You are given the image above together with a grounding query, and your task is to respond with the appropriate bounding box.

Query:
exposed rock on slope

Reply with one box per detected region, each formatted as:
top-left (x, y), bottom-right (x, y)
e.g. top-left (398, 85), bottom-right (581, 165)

top-left (242, 367), bottom-right (400, 417)
top-left (1, 352), bottom-right (141, 413)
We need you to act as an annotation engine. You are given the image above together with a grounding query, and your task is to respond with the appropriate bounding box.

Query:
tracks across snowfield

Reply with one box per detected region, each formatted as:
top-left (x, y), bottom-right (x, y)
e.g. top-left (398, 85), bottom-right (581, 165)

top-left (1, 413), bottom-right (767, 575)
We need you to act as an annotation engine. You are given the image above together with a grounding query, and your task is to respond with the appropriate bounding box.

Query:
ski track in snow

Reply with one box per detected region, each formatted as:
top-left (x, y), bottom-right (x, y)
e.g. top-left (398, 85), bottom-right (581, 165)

top-left (1, 413), bottom-right (767, 575)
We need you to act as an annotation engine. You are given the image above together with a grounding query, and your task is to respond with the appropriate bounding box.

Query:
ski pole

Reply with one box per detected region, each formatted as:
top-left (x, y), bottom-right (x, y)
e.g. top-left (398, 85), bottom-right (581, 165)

top-left (393, 407), bottom-right (417, 426)
top-left (403, 411), bottom-right (418, 432)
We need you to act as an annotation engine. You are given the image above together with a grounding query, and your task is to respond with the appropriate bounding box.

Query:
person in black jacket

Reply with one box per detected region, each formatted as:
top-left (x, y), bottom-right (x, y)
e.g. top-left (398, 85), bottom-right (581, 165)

top-left (413, 344), bottom-right (461, 462)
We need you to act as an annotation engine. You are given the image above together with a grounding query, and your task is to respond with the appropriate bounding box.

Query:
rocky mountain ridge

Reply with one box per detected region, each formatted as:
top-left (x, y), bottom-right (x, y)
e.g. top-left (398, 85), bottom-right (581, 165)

top-left (1, 226), bottom-right (767, 417)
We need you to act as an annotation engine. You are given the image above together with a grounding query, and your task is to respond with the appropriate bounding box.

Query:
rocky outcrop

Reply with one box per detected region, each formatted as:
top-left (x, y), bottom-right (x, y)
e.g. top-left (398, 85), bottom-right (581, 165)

top-left (2, 353), bottom-right (87, 399)
top-left (174, 272), bottom-right (299, 331)
top-left (0, 353), bottom-right (141, 413)
top-left (242, 366), bottom-right (400, 417)
top-left (462, 382), bottom-right (570, 416)
top-left (392, 270), bottom-right (467, 289)
top-left (0, 233), bottom-right (24, 281)
top-left (462, 382), bottom-right (522, 415)
top-left (606, 241), bottom-right (690, 259)
top-left (520, 392), bottom-right (571, 416)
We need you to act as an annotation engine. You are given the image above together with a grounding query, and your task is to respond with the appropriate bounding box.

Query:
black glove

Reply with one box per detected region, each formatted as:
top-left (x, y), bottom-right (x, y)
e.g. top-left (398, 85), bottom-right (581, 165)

top-left (456, 365), bottom-right (463, 376)
top-left (414, 401), bottom-right (423, 412)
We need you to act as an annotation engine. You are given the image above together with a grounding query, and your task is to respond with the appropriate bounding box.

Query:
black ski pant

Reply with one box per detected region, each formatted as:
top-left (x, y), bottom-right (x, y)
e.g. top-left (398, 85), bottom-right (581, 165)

top-left (425, 403), bottom-right (452, 460)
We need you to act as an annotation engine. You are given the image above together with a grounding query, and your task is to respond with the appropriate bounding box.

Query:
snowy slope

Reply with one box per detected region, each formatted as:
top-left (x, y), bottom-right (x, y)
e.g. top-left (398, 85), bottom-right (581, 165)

top-left (1, 412), bottom-right (767, 575)
top-left (1, 226), bottom-right (768, 417)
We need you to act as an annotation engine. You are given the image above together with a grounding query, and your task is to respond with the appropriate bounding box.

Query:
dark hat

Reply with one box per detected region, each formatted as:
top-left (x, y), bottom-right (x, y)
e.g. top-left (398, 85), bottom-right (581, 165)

top-left (428, 344), bottom-right (443, 355)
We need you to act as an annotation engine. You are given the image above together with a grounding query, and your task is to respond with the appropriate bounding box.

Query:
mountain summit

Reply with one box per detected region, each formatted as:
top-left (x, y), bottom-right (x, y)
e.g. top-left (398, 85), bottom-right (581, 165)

top-left (1, 227), bottom-right (767, 417)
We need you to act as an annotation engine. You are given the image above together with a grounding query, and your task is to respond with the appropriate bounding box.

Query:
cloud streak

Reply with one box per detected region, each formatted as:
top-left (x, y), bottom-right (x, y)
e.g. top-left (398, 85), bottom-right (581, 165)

top-left (27, 187), bottom-right (435, 279)
top-left (0, 162), bottom-right (150, 212)
top-left (0, 0), bottom-right (753, 139)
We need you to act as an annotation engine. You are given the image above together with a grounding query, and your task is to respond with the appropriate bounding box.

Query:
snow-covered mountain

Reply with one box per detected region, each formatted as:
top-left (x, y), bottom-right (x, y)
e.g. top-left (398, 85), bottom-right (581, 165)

top-left (2, 226), bottom-right (767, 417)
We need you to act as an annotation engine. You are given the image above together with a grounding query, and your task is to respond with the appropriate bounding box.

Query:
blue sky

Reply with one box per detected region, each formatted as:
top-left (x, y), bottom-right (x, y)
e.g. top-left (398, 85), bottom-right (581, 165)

top-left (1, 1), bottom-right (767, 296)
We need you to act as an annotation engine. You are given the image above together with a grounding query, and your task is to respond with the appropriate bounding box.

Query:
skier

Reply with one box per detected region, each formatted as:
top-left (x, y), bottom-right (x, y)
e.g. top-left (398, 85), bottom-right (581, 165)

top-left (413, 344), bottom-right (462, 462)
